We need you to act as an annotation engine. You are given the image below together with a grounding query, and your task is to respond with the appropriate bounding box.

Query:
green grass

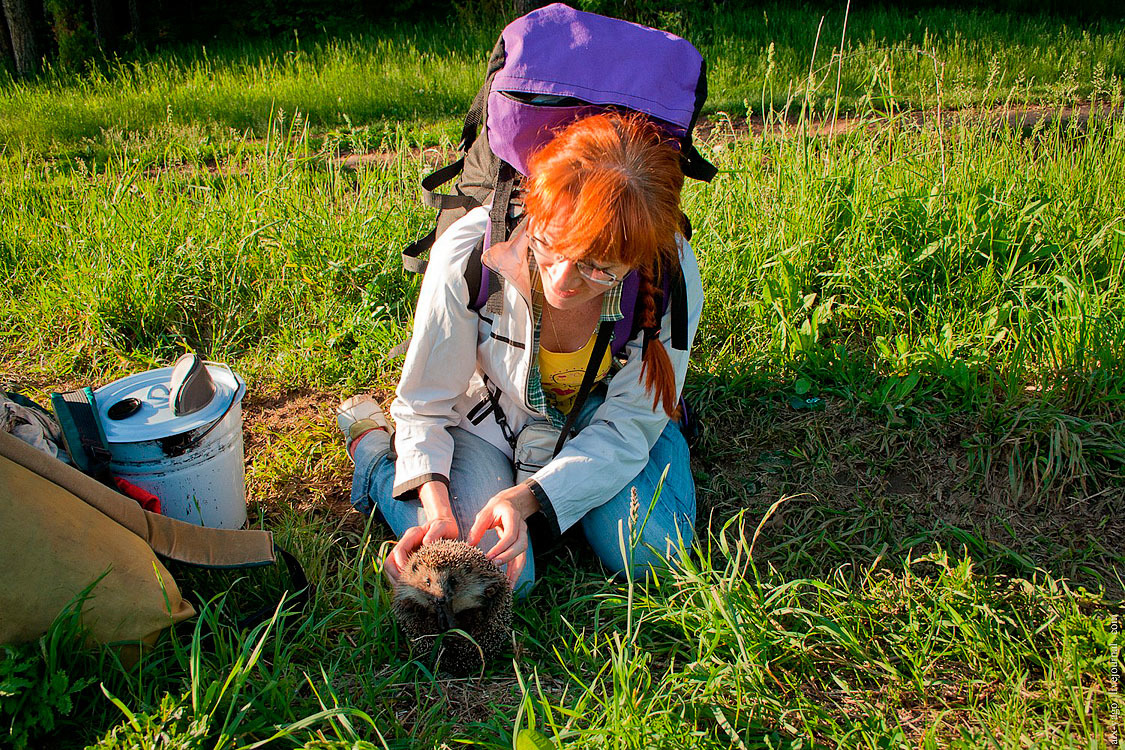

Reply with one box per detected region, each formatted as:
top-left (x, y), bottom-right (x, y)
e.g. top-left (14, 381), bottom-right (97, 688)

top-left (1, 6), bottom-right (1123, 749)
top-left (3, 517), bottom-right (1117, 748)
top-left (1, 4), bottom-right (1124, 158)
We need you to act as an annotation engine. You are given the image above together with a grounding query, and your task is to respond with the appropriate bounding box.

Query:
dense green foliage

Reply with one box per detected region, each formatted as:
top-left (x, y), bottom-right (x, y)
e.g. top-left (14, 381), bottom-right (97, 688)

top-left (2, 3), bottom-right (1124, 155)
top-left (4, 0), bottom-right (1123, 76)
top-left (5, 102), bottom-right (1123, 423)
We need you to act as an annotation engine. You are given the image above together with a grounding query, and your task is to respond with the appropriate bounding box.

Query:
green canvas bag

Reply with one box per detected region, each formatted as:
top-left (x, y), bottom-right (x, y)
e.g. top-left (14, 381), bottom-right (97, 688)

top-left (0, 430), bottom-right (295, 659)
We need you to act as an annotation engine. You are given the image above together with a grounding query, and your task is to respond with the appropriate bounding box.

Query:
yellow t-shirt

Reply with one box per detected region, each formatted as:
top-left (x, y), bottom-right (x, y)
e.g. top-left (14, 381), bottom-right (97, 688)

top-left (539, 331), bottom-right (613, 415)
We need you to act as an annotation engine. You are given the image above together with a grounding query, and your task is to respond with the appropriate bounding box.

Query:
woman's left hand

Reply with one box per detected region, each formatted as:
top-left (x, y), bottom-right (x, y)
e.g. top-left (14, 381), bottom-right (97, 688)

top-left (467, 484), bottom-right (540, 588)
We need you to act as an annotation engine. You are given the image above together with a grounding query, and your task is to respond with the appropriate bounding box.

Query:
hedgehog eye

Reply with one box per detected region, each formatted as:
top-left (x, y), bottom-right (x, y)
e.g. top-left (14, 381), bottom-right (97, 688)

top-left (424, 577), bottom-right (431, 587)
top-left (448, 575), bottom-right (458, 588)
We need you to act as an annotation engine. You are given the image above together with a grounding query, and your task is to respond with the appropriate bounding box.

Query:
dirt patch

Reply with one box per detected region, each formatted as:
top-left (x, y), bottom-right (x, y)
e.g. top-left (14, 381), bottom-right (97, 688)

top-left (330, 103), bottom-right (1123, 173)
top-left (337, 147), bottom-right (456, 171)
top-left (695, 102), bottom-right (1121, 141)
top-left (104, 102), bottom-right (1120, 177)
top-left (241, 387), bottom-right (364, 528)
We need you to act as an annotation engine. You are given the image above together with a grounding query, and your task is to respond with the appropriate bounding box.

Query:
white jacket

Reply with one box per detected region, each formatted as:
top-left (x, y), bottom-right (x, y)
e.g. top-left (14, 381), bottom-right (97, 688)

top-left (390, 207), bottom-right (703, 535)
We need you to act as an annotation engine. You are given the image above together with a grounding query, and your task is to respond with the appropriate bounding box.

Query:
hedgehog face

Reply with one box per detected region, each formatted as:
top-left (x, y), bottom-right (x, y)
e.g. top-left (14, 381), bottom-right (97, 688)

top-left (398, 554), bottom-right (492, 627)
top-left (399, 562), bottom-right (457, 629)
top-left (448, 569), bottom-right (491, 613)
top-left (392, 539), bottom-right (514, 676)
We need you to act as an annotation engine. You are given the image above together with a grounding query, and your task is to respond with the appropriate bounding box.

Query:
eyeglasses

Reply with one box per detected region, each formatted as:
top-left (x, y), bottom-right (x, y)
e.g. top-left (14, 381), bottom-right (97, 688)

top-left (526, 232), bottom-right (625, 287)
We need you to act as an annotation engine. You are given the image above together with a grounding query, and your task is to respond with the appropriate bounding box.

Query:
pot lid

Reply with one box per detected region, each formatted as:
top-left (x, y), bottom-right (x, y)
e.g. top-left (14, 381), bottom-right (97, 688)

top-left (94, 363), bottom-right (246, 443)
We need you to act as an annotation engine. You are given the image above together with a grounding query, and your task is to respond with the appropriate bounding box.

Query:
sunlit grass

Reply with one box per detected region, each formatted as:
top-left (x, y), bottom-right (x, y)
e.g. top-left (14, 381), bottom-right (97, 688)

top-left (5, 513), bottom-right (1116, 748)
top-left (1, 8), bottom-right (1123, 749)
top-left (3, 102), bottom-right (1121, 747)
top-left (4, 104), bottom-right (1122, 418)
top-left (1, 4), bottom-right (1123, 157)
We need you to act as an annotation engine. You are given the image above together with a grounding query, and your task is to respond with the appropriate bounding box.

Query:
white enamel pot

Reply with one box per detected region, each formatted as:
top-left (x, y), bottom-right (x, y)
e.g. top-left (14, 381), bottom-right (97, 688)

top-left (94, 362), bottom-right (247, 529)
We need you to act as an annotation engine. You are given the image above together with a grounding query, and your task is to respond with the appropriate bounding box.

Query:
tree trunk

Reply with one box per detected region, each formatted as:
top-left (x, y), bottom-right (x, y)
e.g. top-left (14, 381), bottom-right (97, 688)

top-left (513, 0), bottom-right (548, 18)
top-left (0, 3), bottom-right (13, 73)
top-left (91, 0), bottom-right (105, 49)
top-left (127, 0), bottom-right (139, 41)
top-left (1, 0), bottom-right (38, 76)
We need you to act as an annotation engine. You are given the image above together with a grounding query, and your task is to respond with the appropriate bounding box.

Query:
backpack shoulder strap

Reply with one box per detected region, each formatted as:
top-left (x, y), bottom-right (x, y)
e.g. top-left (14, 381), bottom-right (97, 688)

top-left (618, 256), bottom-right (690, 356)
top-left (681, 60), bottom-right (718, 183)
top-left (464, 236), bottom-right (503, 313)
top-left (669, 266), bottom-right (688, 351)
top-left (489, 162), bottom-right (518, 248)
top-left (50, 387), bottom-right (111, 481)
top-left (464, 237), bottom-right (486, 310)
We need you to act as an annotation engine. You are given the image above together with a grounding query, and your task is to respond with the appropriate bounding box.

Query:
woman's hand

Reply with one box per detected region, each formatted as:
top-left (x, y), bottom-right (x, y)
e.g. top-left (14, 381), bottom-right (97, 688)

top-left (383, 515), bottom-right (460, 583)
top-left (468, 484), bottom-right (540, 588)
top-left (383, 480), bottom-right (459, 584)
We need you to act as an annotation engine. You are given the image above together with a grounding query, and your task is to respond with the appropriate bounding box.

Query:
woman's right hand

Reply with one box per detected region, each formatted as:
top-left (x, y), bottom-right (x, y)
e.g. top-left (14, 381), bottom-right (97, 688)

top-left (383, 514), bottom-right (460, 584)
top-left (383, 480), bottom-right (459, 583)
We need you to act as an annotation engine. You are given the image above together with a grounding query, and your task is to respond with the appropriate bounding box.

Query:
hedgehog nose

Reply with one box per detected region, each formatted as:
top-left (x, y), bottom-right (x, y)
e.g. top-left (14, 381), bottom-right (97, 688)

top-left (437, 596), bottom-right (458, 631)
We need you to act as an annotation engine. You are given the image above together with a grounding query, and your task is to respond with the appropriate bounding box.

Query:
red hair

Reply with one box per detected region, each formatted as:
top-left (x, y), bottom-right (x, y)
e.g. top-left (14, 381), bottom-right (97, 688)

top-left (524, 113), bottom-right (685, 417)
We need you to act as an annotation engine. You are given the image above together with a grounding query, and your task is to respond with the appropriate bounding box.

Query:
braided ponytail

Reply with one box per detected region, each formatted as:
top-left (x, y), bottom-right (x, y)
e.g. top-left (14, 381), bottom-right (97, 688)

top-left (638, 264), bottom-right (678, 417)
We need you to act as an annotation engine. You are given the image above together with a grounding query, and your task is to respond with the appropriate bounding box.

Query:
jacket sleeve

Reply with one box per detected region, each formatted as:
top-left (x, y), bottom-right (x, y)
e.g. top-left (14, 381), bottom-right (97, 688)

top-left (527, 238), bottom-right (704, 534)
top-left (389, 210), bottom-right (487, 498)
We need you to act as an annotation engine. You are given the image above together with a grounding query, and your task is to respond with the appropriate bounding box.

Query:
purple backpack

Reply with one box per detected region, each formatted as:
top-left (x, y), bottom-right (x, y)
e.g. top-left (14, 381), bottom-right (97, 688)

top-left (403, 2), bottom-right (716, 358)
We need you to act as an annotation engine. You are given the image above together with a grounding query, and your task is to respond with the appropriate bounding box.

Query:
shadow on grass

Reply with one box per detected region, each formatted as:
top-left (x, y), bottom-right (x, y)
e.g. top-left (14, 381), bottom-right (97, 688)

top-left (687, 370), bottom-right (1125, 601)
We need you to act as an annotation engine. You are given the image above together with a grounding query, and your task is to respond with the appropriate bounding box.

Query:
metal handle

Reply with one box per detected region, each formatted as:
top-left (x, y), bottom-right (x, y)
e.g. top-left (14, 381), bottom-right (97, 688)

top-left (178, 362), bottom-right (245, 450)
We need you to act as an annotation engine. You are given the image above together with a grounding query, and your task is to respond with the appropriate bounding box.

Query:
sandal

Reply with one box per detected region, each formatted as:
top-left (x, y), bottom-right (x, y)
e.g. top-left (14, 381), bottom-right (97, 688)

top-left (337, 395), bottom-right (394, 449)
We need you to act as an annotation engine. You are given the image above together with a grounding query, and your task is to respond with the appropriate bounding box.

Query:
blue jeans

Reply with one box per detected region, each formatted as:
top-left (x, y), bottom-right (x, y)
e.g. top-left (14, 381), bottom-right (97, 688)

top-left (350, 393), bottom-right (696, 593)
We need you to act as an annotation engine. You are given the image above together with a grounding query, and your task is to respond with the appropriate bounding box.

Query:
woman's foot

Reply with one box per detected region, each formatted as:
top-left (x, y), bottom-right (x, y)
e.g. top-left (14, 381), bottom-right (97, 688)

top-left (337, 395), bottom-right (393, 459)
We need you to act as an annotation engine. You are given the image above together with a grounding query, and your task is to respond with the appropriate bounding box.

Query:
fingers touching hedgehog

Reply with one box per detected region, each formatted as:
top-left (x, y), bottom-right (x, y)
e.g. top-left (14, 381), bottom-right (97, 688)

top-left (391, 539), bottom-right (513, 676)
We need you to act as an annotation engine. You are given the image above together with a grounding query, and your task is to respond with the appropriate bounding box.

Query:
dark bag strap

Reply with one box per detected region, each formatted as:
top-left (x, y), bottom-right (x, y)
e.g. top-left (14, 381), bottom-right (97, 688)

top-left (670, 269), bottom-right (689, 351)
top-left (164, 543), bottom-right (312, 631)
top-left (552, 321), bottom-right (614, 456)
top-left (403, 229), bottom-right (435, 275)
top-left (462, 36), bottom-right (506, 150)
top-left (682, 144), bottom-right (718, 183)
top-left (483, 374), bottom-right (518, 451)
top-left (420, 157), bottom-right (477, 210)
top-left (681, 59), bottom-right (717, 183)
top-left (404, 156), bottom-right (517, 276)
top-left (485, 320), bottom-right (613, 458)
top-left (50, 387), bottom-right (112, 483)
top-left (234, 545), bottom-right (311, 630)
top-left (490, 162), bottom-right (518, 248)
top-left (632, 265), bottom-right (690, 355)
top-left (461, 78), bottom-right (490, 151)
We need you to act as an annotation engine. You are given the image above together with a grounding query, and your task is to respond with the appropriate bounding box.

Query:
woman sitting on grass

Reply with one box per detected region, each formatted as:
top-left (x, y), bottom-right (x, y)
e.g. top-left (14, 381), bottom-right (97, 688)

top-left (338, 112), bottom-right (703, 592)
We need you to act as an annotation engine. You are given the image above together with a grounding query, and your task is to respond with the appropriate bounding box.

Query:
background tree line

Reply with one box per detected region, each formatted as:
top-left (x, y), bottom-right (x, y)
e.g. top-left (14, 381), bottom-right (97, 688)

top-left (2, 0), bottom-right (1120, 79)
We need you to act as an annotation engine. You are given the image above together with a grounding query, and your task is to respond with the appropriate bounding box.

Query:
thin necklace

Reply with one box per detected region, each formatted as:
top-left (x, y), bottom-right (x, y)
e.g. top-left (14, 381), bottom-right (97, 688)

top-left (532, 251), bottom-right (598, 352)
top-left (542, 298), bottom-right (600, 354)
top-left (541, 297), bottom-right (563, 353)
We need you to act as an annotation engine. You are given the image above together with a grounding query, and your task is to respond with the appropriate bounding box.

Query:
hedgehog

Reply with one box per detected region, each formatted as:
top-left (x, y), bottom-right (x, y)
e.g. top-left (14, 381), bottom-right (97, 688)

top-left (391, 539), bottom-right (513, 676)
